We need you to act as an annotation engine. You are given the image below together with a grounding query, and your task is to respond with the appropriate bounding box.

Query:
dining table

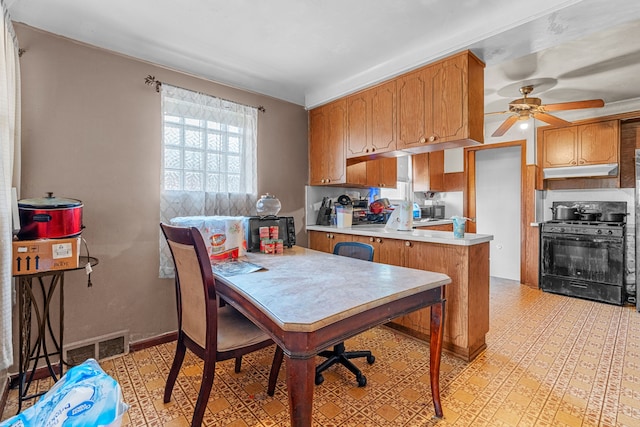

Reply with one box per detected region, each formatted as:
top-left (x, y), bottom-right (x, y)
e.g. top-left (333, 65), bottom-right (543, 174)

top-left (214, 246), bottom-right (450, 426)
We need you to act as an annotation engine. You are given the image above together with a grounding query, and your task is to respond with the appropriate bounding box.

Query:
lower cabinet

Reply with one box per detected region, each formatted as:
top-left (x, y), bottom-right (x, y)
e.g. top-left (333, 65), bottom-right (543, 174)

top-left (308, 230), bottom-right (352, 253)
top-left (392, 240), bottom-right (490, 361)
top-left (308, 230), bottom-right (490, 361)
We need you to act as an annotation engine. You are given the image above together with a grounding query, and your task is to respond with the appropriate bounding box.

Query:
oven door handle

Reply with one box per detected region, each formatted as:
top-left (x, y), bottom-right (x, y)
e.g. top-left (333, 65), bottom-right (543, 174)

top-left (568, 281), bottom-right (588, 289)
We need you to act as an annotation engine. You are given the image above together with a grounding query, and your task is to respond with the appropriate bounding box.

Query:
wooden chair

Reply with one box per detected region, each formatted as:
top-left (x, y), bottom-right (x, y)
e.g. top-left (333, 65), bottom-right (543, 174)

top-left (315, 241), bottom-right (376, 387)
top-left (160, 223), bottom-right (283, 427)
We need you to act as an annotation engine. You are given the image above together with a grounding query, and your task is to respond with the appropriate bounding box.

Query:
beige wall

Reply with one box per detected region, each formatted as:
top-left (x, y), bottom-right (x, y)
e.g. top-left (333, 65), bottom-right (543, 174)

top-left (12, 24), bottom-right (308, 368)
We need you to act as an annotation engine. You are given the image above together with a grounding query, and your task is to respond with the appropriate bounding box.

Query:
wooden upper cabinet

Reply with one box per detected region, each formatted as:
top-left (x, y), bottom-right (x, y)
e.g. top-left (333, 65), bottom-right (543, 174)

top-left (397, 51), bottom-right (484, 152)
top-left (367, 157), bottom-right (397, 188)
top-left (541, 120), bottom-right (619, 168)
top-left (541, 127), bottom-right (578, 167)
top-left (346, 157), bottom-right (397, 188)
top-left (578, 121), bottom-right (619, 165)
top-left (412, 151), bottom-right (444, 192)
top-left (309, 99), bottom-right (347, 185)
top-left (346, 80), bottom-right (396, 158)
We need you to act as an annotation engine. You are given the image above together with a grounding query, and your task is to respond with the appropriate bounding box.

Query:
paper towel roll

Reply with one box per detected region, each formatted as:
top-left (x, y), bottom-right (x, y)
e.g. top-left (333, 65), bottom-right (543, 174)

top-left (397, 201), bottom-right (413, 231)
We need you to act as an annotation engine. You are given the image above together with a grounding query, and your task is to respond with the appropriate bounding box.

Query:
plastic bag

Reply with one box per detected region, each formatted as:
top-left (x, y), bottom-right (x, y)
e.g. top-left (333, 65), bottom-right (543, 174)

top-left (1, 358), bottom-right (128, 427)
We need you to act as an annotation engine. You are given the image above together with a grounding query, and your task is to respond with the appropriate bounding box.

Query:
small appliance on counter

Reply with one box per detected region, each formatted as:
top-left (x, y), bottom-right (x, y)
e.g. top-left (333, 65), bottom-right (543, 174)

top-left (420, 205), bottom-right (445, 220)
top-left (245, 216), bottom-right (295, 252)
top-left (17, 192), bottom-right (84, 240)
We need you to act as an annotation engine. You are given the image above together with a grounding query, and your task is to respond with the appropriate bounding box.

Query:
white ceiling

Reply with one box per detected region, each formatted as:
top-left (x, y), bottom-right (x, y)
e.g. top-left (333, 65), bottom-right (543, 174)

top-left (7, 0), bottom-right (640, 122)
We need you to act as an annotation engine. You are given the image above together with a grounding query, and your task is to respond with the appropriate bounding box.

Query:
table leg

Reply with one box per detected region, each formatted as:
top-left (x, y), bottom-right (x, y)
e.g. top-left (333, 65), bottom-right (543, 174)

top-left (429, 300), bottom-right (445, 418)
top-left (285, 356), bottom-right (315, 427)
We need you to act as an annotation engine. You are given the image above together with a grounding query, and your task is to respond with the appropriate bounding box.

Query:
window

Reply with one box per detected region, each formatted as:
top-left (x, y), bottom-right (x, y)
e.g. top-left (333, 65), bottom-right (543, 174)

top-left (159, 85), bottom-right (258, 278)
top-left (161, 85), bottom-right (257, 195)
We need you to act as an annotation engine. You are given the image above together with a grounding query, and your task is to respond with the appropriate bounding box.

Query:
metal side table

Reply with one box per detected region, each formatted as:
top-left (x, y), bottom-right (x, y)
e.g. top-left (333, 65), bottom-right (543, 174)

top-left (15, 255), bottom-right (98, 412)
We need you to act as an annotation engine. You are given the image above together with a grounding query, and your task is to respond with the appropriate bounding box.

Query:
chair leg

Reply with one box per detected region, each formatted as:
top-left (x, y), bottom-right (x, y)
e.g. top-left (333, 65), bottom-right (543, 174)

top-left (267, 346), bottom-right (284, 396)
top-left (164, 338), bottom-right (187, 403)
top-left (191, 357), bottom-right (216, 427)
top-left (234, 356), bottom-right (242, 373)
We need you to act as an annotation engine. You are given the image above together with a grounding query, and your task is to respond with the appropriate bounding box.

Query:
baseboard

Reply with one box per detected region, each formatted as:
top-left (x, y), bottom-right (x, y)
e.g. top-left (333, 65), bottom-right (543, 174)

top-left (129, 331), bottom-right (177, 353)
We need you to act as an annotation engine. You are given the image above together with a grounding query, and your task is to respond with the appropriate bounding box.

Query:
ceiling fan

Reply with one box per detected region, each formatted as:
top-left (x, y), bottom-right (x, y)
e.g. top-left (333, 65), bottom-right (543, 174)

top-left (489, 85), bottom-right (605, 137)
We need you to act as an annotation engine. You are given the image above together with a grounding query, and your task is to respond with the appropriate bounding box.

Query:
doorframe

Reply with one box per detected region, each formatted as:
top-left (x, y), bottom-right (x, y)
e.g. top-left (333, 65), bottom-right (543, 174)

top-left (464, 140), bottom-right (526, 281)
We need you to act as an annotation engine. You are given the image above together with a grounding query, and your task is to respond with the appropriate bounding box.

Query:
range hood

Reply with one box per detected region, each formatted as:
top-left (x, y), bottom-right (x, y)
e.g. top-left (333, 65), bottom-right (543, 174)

top-left (543, 163), bottom-right (618, 179)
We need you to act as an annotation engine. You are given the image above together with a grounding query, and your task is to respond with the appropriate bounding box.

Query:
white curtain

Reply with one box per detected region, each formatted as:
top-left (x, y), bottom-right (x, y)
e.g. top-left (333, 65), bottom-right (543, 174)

top-left (159, 85), bottom-right (257, 278)
top-left (0, 0), bottom-right (21, 370)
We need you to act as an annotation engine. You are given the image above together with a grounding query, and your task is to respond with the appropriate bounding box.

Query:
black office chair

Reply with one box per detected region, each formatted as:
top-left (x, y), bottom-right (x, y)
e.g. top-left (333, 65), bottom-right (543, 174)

top-left (315, 241), bottom-right (376, 387)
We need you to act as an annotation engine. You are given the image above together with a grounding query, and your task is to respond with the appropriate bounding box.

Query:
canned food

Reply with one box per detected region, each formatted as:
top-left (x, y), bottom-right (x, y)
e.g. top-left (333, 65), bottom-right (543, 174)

top-left (259, 226), bottom-right (270, 239)
top-left (269, 225), bottom-right (279, 239)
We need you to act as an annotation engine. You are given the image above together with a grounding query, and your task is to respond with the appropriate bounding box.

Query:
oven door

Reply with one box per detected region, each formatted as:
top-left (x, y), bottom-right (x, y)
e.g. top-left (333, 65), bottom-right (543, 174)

top-left (541, 232), bottom-right (624, 285)
top-left (540, 232), bottom-right (625, 304)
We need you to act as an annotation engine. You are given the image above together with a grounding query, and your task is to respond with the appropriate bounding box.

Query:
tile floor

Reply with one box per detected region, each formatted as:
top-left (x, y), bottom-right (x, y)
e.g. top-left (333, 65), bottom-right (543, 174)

top-left (3, 278), bottom-right (640, 426)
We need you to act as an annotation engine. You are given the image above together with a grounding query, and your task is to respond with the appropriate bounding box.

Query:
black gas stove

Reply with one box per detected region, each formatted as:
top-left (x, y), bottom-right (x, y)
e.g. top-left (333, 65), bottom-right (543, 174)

top-left (540, 201), bottom-right (627, 305)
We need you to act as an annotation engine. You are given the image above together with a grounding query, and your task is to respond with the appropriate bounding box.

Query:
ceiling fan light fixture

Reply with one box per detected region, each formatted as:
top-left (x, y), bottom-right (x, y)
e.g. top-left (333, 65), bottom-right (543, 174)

top-left (519, 122), bottom-right (529, 130)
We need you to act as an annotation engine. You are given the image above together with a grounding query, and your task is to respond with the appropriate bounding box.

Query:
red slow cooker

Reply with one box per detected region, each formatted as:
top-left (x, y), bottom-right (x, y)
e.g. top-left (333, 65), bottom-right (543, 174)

top-left (17, 192), bottom-right (83, 240)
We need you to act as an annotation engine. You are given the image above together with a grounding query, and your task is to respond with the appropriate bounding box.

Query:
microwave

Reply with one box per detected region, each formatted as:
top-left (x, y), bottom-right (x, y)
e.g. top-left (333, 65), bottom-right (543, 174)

top-left (244, 216), bottom-right (296, 252)
top-left (419, 205), bottom-right (445, 219)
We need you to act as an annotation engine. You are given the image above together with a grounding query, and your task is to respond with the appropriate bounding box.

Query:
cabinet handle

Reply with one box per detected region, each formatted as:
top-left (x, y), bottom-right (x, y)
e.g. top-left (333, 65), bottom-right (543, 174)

top-left (419, 137), bottom-right (426, 143)
top-left (326, 233), bottom-right (331, 238)
top-left (371, 147), bottom-right (376, 152)
top-left (376, 238), bottom-right (382, 243)
top-left (570, 160), bottom-right (577, 165)
top-left (405, 241), bottom-right (412, 247)
top-left (380, 184), bottom-right (385, 187)
top-left (365, 148), bottom-right (370, 153)
top-left (326, 178), bottom-right (331, 183)
top-left (578, 160), bottom-right (585, 165)
top-left (369, 237), bottom-right (374, 242)
top-left (428, 135), bottom-right (437, 142)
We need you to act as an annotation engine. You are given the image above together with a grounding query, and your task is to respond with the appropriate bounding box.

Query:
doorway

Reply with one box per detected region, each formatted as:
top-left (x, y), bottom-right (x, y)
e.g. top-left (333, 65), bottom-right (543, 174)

top-left (465, 141), bottom-right (525, 281)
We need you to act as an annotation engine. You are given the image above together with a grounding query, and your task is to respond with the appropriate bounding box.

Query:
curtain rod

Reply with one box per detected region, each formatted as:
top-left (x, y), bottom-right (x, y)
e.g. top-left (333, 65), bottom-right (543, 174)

top-left (144, 75), bottom-right (266, 113)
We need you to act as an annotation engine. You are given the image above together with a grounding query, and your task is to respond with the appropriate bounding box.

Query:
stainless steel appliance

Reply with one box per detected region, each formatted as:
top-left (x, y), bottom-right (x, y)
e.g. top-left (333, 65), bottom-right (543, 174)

top-left (420, 205), bottom-right (445, 219)
top-left (540, 201), bottom-right (626, 305)
top-left (244, 216), bottom-right (295, 252)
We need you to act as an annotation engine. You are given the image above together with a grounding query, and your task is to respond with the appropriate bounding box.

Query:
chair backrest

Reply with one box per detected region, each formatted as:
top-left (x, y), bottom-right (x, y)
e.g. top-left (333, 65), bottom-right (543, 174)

top-left (160, 223), bottom-right (216, 351)
top-left (333, 241), bottom-right (374, 262)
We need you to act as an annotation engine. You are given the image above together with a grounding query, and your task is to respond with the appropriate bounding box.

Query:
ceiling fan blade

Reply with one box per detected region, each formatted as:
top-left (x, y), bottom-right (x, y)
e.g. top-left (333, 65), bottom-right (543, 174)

top-left (533, 112), bottom-right (572, 127)
top-left (491, 115), bottom-right (518, 137)
top-left (485, 110), bottom-right (509, 116)
top-left (542, 99), bottom-right (604, 111)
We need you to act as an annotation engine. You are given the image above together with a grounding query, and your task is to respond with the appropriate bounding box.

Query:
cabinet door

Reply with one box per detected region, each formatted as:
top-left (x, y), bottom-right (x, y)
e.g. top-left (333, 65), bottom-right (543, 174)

top-left (370, 81), bottom-right (396, 153)
top-left (346, 94), bottom-right (368, 157)
top-left (346, 81), bottom-right (396, 158)
top-left (352, 235), bottom-right (404, 266)
top-left (541, 127), bottom-right (578, 168)
top-left (308, 231), bottom-right (351, 253)
top-left (397, 68), bottom-right (428, 148)
top-left (425, 55), bottom-right (466, 143)
top-left (578, 120), bottom-right (619, 165)
top-left (367, 157), bottom-right (397, 188)
top-left (308, 230), bottom-right (331, 252)
top-left (412, 151), bottom-right (444, 192)
top-left (309, 100), bottom-right (347, 185)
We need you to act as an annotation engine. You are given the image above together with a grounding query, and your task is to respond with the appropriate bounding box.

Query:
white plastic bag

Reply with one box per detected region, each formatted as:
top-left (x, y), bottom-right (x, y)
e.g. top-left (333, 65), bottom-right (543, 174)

top-left (1, 359), bottom-right (128, 427)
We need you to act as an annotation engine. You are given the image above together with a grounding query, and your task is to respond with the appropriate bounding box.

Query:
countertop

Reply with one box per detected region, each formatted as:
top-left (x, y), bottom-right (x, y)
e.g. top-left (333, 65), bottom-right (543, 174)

top-left (307, 223), bottom-right (493, 246)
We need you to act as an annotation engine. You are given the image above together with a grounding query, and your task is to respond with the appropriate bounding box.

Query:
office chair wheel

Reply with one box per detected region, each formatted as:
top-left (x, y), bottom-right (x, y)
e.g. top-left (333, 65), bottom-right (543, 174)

top-left (356, 373), bottom-right (367, 387)
top-left (315, 373), bottom-right (325, 385)
top-left (367, 355), bottom-right (375, 364)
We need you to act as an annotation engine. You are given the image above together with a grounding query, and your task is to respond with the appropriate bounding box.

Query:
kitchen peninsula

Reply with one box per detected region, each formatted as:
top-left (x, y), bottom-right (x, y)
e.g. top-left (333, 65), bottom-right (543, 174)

top-left (307, 225), bottom-right (493, 361)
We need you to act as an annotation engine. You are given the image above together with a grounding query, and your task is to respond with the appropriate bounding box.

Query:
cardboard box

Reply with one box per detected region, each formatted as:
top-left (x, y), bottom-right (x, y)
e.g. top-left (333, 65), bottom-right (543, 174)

top-left (12, 237), bottom-right (81, 276)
